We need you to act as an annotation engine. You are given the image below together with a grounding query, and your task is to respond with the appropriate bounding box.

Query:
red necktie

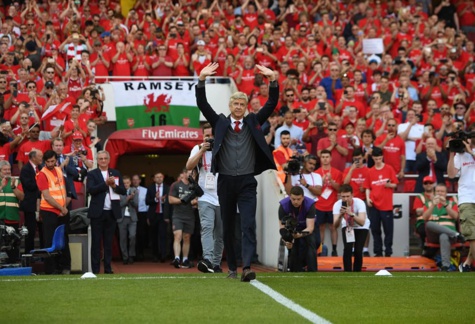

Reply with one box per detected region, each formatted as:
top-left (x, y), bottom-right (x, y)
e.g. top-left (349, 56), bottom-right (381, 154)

top-left (234, 121), bottom-right (241, 133)
top-left (35, 167), bottom-right (39, 175)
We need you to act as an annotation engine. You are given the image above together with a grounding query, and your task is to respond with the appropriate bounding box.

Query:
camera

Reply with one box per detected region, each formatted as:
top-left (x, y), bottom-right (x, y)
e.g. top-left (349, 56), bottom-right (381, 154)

top-left (77, 150), bottom-right (88, 156)
top-left (447, 129), bottom-right (475, 153)
top-left (180, 175), bottom-right (204, 204)
top-left (284, 156), bottom-right (302, 175)
top-left (280, 214), bottom-right (297, 242)
top-left (204, 138), bottom-right (214, 151)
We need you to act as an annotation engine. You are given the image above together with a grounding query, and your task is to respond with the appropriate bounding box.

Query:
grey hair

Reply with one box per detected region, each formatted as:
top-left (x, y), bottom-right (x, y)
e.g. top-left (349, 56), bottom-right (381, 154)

top-left (229, 91), bottom-right (249, 106)
top-left (0, 160), bottom-right (10, 170)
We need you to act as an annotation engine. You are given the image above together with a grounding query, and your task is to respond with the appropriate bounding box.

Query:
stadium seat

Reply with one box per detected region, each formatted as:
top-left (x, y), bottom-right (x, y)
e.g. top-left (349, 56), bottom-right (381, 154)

top-left (29, 224), bottom-right (65, 255)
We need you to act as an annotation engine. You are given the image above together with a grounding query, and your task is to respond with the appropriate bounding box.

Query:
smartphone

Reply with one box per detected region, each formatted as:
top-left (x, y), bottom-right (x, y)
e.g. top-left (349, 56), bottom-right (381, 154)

top-left (318, 102), bottom-right (326, 110)
top-left (440, 58), bottom-right (448, 63)
top-left (299, 231), bottom-right (309, 235)
top-left (342, 201), bottom-right (348, 208)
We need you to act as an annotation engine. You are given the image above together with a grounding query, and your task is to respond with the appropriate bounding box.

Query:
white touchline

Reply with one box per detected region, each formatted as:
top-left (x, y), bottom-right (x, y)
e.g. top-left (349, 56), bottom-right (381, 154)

top-left (251, 280), bottom-right (332, 324)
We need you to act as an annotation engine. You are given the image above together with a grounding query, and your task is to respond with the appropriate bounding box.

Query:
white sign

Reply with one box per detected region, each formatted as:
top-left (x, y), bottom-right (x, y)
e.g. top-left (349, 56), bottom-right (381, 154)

top-left (363, 38), bottom-right (384, 54)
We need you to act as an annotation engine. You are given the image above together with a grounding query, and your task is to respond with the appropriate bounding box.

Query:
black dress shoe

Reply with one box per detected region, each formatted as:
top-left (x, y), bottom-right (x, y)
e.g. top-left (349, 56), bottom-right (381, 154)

top-left (241, 268), bottom-right (256, 282)
top-left (123, 259), bottom-right (128, 265)
top-left (128, 257), bottom-right (134, 264)
top-left (152, 257), bottom-right (159, 263)
top-left (104, 270), bottom-right (114, 274)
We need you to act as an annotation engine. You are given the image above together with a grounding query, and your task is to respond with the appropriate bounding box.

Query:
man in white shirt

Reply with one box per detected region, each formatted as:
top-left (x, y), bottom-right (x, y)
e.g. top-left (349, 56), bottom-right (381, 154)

top-left (397, 109), bottom-right (424, 172)
top-left (274, 110), bottom-right (303, 149)
top-left (448, 127), bottom-right (475, 272)
top-left (186, 123), bottom-right (224, 273)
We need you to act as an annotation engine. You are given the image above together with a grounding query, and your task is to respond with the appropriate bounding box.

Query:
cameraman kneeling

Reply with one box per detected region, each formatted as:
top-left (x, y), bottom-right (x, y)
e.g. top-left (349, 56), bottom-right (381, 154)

top-left (278, 186), bottom-right (317, 272)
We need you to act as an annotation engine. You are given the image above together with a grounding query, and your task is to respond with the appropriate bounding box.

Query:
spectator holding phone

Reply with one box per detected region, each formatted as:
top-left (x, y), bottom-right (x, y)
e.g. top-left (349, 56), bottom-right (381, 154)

top-left (333, 184), bottom-right (369, 272)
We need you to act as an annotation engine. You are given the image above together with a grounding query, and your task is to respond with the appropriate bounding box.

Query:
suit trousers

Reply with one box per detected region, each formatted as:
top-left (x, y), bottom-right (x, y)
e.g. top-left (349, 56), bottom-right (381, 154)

top-left (24, 211), bottom-right (44, 253)
top-left (118, 217), bottom-right (137, 260)
top-left (218, 174), bottom-right (257, 271)
top-left (91, 210), bottom-right (117, 273)
top-left (41, 210), bottom-right (71, 274)
top-left (135, 211), bottom-right (149, 258)
top-left (149, 212), bottom-right (168, 260)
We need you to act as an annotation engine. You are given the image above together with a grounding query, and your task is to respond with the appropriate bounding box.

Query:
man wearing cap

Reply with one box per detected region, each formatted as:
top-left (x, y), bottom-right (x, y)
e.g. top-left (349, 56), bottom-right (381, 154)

top-left (64, 132), bottom-right (93, 179)
top-left (422, 183), bottom-right (465, 271)
top-left (364, 147), bottom-right (398, 257)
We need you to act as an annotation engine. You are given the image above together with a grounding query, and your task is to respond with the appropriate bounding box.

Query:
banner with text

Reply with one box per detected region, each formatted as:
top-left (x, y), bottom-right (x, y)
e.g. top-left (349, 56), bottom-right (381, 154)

top-left (112, 81), bottom-right (200, 130)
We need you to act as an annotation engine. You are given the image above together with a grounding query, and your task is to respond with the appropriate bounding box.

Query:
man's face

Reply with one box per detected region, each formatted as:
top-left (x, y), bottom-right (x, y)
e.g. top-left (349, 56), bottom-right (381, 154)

top-left (29, 127), bottom-right (40, 140)
top-left (320, 153), bottom-right (331, 166)
top-left (363, 133), bottom-right (374, 144)
top-left (154, 173), bottom-right (164, 184)
top-left (301, 90), bottom-right (309, 100)
top-left (229, 98), bottom-right (247, 120)
top-left (340, 191), bottom-right (353, 204)
top-left (132, 175), bottom-right (141, 187)
top-left (423, 181), bottom-right (434, 192)
top-left (52, 140), bottom-right (64, 154)
top-left (387, 120), bottom-right (397, 134)
top-left (303, 158), bottom-right (316, 172)
top-left (290, 193), bottom-right (304, 207)
top-left (285, 91), bottom-right (295, 103)
top-left (435, 185), bottom-right (447, 198)
top-left (281, 134), bottom-right (291, 147)
top-left (97, 153), bottom-right (109, 169)
top-left (203, 127), bottom-right (213, 140)
top-left (0, 165), bottom-right (11, 178)
top-left (45, 156), bottom-right (57, 170)
top-left (124, 178), bottom-right (131, 189)
top-left (372, 155), bottom-right (383, 165)
top-left (284, 113), bottom-right (294, 126)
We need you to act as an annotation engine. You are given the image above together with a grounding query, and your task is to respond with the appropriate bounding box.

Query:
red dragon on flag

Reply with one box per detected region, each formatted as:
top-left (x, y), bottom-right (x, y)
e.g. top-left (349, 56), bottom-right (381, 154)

top-left (143, 93), bottom-right (172, 113)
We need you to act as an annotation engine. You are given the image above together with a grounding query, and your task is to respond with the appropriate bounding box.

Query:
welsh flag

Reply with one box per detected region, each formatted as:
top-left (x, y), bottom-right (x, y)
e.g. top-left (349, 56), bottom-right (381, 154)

top-left (111, 81), bottom-right (200, 130)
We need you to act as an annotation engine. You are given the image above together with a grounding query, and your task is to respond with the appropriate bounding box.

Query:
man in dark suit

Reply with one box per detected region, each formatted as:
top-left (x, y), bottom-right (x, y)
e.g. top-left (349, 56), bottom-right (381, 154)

top-left (20, 149), bottom-right (43, 253)
top-left (87, 150), bottom-right (126, 274)
top-left (196, 62), bottom-right (279, 282)
top-left (415, 137), bottom-right (447, 192)
top-left (145, 172), bottom-right (170, 262)
top-left (51, 138), bottom-right (78, 202)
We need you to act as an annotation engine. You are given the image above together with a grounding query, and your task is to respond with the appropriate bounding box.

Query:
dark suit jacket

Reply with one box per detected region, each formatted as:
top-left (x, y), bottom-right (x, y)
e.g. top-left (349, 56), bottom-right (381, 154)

top-left (415, 151), bottom-right (447, 192)
top-left (195, 81), bottom-right (279, 176)
top-left (58, 154), bottom-right (79, 199)
top-left (19, 162), bottom-right (40, 213)
top-left (145, 183), bottom-right (170, 220)
top-left (87, 167), bottom-right (126, 220)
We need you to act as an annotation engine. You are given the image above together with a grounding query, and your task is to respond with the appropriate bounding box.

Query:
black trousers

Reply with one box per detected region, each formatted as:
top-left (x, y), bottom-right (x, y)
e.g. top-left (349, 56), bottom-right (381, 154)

top-left (41, 210), bottom-right (71, 274)
top-left (90, 210), bottom-right (116, 274)
top-left (24, 211), bottom-right (44, 253)
top-left (341, 228), bottom-right (368, 272)
top-left (135, 211), bottom-right (149, 258)
top-left (218, 174), bottom-right (257, 271)
top-left (149, 212), bottom-right (168, 260)
top-left (288, 234), bottom-right (317, 272)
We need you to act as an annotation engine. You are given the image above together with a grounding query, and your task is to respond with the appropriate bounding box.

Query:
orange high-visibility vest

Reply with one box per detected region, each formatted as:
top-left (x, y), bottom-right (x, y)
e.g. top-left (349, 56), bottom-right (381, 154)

top-left (40, 167), bottom-right (66, 211)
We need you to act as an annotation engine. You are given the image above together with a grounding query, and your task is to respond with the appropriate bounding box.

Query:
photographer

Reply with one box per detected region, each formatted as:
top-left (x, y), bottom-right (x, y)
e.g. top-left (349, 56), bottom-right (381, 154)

top-left (448, 123), bottom-right (475, 272)
top-left (186, 123), bottom-right (223, 273)
top-left (284, 154), bottom-right (322, 201)
top-left (64, 132), bottom-right (93, 181)
top-left (278, 186), bottom-right (316, 272)
top-left (333, 184), bottom-right (369, 272)
top-left (168, 169), bottom-right (201, 269)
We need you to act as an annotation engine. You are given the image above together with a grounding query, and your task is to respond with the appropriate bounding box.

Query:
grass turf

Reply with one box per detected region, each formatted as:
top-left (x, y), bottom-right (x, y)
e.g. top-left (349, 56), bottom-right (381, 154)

top-left (1, 272), bottom-right (474, 323)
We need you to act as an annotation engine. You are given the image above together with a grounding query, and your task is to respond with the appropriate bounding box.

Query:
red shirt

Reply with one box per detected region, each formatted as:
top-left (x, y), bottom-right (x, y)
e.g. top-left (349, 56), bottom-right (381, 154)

top-left (364, 164), bottom-right (398, 210)
top-left (317, 137), bottom-right (349, 172)
top-left (315, 167), bottom-right (343, 211)
top-left (0, 144), bottom-right (12, 161)
top-left (342, 166), bottom-right (370, 200)
top-left (374, 134), bottom-right (405, 174)
top-left (16, 140), bottom-right (52, 165)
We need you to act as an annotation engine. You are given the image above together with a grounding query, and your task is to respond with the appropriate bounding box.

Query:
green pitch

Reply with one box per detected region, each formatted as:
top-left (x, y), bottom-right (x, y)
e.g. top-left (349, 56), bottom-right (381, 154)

top-left (1, 272), bottom-right (474, 323)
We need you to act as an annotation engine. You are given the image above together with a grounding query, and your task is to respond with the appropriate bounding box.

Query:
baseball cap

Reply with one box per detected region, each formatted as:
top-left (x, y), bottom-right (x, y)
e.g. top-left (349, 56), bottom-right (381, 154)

top-left (45, 81), bottom-right (55, 89)
top-left (100, 31), bottom-right (111, 38)
top-left (197, 40), bottom-right (205, 46)
top-left (423, 176), bottom-right (434, 184)
top-left (72, 132), bottom-right (83, 140)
